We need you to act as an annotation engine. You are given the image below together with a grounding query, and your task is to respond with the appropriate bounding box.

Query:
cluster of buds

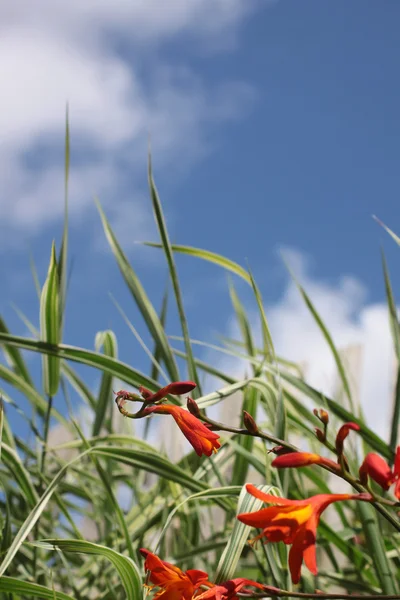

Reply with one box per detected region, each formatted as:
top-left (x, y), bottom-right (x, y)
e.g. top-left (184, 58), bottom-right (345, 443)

top-left (270, 411), bottom-right (400, 502)
top-left (313, 408), bottom-right (329, 442)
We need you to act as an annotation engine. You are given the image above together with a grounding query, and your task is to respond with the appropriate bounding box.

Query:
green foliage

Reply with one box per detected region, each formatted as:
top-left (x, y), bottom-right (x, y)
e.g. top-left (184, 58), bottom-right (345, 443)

top-left (0, 148), bottom-right (399, 598)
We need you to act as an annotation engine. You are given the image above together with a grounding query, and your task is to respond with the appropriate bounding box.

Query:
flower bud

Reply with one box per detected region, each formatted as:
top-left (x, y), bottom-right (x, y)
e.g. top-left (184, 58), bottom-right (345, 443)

top-left (268, 445), bottom-right (291, 456)
top-left (187, 397), bottom-right (201, 417)
top-left (335, 422), bottom-right (360, 455)
top-left (139, 386), bottom-right (153, 400)
top-left (315, 427), bottom-right (325, 442)
top-left (140, 381), bottom-right (197, 404)
top-left (243, 411), bottom-right (259, 434)
top-left (272, 452), bottom-right (340, 472)
top-left (319, 410), bottom-right (329, 425)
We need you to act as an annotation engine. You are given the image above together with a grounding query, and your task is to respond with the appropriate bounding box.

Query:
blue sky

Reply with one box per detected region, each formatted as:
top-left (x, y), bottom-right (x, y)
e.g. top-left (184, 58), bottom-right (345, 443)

top-left (1, 1), bottom-right (400, 436)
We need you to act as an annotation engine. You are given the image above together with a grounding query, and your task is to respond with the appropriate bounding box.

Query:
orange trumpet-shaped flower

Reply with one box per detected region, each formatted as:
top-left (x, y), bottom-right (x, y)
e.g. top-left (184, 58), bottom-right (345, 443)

top-left (144, 404), bottom-right (221, 457)
top-left (237, 484), bottom-right (372, 584)
top-left (140, 549), bottom-right (273, 600)
top-left (359, 447), bottom-right (400, 499)
top-left (140, 548), bottom-right (212, 600)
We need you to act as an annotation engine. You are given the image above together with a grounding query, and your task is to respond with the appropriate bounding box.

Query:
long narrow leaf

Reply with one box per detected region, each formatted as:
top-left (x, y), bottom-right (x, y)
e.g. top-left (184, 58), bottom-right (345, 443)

top-left (148, 154), bottom-right (200, 393)
top-left (36, 539), bottom-right (142, 600)
top-left (40, 242), bottom-right (60, 397)
top-left (96, 199), bottom-right (179, 382)
top-left (92, 330), bottom-right (118, 436)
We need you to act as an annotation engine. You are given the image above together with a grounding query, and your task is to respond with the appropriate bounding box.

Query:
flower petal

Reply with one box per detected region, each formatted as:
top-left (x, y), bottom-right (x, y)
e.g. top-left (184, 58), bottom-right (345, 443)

top-left (237, 506), bottom-right (285, 529)
top-left (245, 484), bottom-right (306, 506)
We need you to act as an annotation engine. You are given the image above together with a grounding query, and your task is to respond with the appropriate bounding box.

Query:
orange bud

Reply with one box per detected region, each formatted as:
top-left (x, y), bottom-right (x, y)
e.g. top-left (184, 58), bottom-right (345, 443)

top-left (243, 411), bottom-right (258, 434)
top-left (319, 410), bottom-right (329, 425)
top-left (272, 452), bottom-right (340, 472)
top-left (315, 427), bottom-right (325, 442)
top-left (335, 422), bottom-right (360, 455)
top-left (142, 381), bottom-right (197, 404)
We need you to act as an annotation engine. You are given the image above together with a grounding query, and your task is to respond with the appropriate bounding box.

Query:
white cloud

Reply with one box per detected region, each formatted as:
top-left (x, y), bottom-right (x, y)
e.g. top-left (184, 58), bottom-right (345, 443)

top-left (212, 248), bottom-right (396, 439)
top-left (0, 0), bottom-right (262, 238)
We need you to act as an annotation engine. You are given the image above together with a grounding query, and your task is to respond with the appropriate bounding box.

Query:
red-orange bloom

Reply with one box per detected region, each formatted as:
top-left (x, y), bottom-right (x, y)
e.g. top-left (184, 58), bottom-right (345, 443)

top-left (140, 548), bottom-right (211, 600)
top-left (359, 447), bottom-right (400, 499)
top-left (272, 452), bottom-right (340, 472)
top-left (394, 447), bottom-right (400, 500)
top-left (144, 405), bottom-right (221, 457)
top-left (195, 578), bottom-right (275, 600)
top-left (237, 484), bottom-right (372, 584)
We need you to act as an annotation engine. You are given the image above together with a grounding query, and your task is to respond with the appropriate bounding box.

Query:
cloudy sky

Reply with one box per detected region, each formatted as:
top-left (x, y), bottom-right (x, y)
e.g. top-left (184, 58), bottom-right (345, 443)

top-left (1, 1), bottom-right (400, 440)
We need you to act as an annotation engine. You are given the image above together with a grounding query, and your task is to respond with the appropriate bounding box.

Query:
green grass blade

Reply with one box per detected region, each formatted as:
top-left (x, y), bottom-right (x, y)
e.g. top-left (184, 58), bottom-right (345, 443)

top-left (92, 330), bottom-right (118, 436)
top-left (228, 280), bottom-right (255, 357)
top-left (231, 387), bottom-right (258, 486)
top-left (61, 362), bottom-right (96, 410)
top-left (143, 242), bottom-right (251, 283)
top-left (0, 363), bottom-right (66, 424)
top-left (40, 242), bottom-right (60, 397)
top-left (277, 368), bottom-right (392, 459)
top-left (285, 263), bottom-right (354, 411)
top-left (0, 448), bottom-right (92, 575)
top-left (214, 483), bottom-right (278, 583)
top-left (111, 296), bottom-right (169, 385)
top-left (36, 539), bottom-right (142, 600)
top-left (373, 215), bottom-right (400, 246)
top-left (247, 268), bottom-right (275, 363)
top-left (0, 316), bottom-right (33, 386)
top-left (1, 442), bottom-right (38, 508)
top-left (0, 332), bottom-right (160, 392)
top-left (29, 250), bottom-right (42, 300)
top-left (358, 501), bottom-right (398, 594)
top-left (196, 377), bottom-right (275, 410)
top-left (71, 420), bottom-right (135, 560)
top-left (57, 106), bottom-right (70, 333)
top-left (96, 199), bottom-right (179, 382)
top-left (148, 154), bottom-right (200, 392)
top-left (154, 487), bottom-right (240, 552)
top-left (381, 250), bottom-right (400, 454)
top-left (91, 446), bottom-right (231, 507)
top-left (151, 286), bottom-right (169, 382)
top-left (0, 577), bottom-right (75, 599)
top-left (228, 280), bottom-right (259, 485)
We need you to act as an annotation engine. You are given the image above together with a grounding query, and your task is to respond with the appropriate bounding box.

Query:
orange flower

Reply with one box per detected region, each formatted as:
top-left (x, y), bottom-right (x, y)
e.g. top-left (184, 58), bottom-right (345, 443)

top-left (140, 549), bottom-right (274, 600)
top-left (144, 405), bottom-right (221, 457)
top-left (237, 484), bottom-right (372, 584)
top-left (140, 548), bottom-right (211, 600)
top-left (195, 578), bottom-right (275, 600)
top-left (359, 447), bottom-right (400, 499)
